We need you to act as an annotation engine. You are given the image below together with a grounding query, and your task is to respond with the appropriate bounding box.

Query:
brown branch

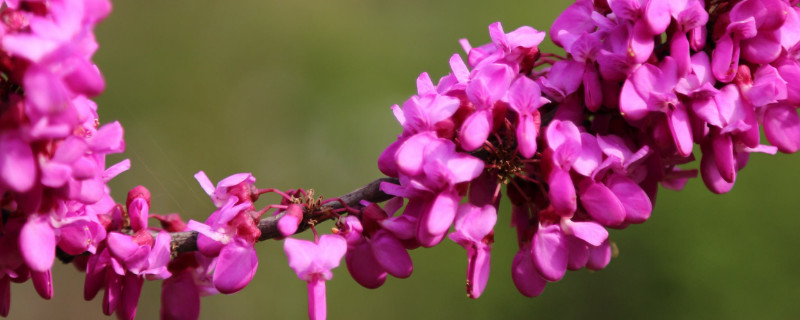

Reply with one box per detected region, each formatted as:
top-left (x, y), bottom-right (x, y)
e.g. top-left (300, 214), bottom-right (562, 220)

top-left (170, 177), bottom-right (398, 256)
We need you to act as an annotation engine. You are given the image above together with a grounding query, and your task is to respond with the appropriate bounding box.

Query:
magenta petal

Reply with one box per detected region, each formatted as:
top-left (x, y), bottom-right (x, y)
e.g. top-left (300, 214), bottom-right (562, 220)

top-left (213, 239), bottom-right (258, 294)
top-left (346, 242), bottom-right (387, 289)
top-left (711, 33), bottom-right (738, 82)
top-left (395, 132), bottom-right (435, 176)
top-left (64, 60), bottom-right (105, 97)
top-left (315, 235), bottom-right (347, 275)
top-left (566, 235), bottom-right (589, 270)
top-left (422, 190), bottom-right (459, 237)
top-left (370, 230), bottom-right (412, 279)
top-left (645, 0), bottom-right (671, 34)
top-left (459, 111), bottom-right (492, 151)
top-left (741, 31), bottom-right (782, 64)
top-left (511, 248), bottom-right (547, 297)
top-left (107, 232), bottom-right (139, 261)
top-left (466, 244), bottom-right (492, 299)
top-left (24, 67), bottom-right (70, 114)
top-left (587, 240), bottom-right (612, 270)
top-left (90, 121), bottom-right (125, 154)
top-left (378, 139), bottom-right (402, 177)
top-left (307, 279), bottom-right (326, 320)
top-left (546, 119), bottom-right (582, 167)
top-left (127, 198), bottom-right (148, 232)
top-left (573, 132), bottom-right (601, 176)
top-left (671, 32), bottom-right (691, 76)
top-left (161, 271), bottom-right (201, 320)
top-left (583, 67), bottom-right (603, 111)
top-left (31, 269), bottom-right (53, 300)
top-left (668, 104), bottom-right (694, 157)
top-left (0, 133), bottom-right (36, 193)
top-left (630, 20), bottom-right (655, 63)
top-left (531, 224), bottom-right (568, 282)
top-left (145, 232), bottom-right (172, 280)
top-left (445, 153), bottom-right (485, 184)
top-left (517, 114), bottom-right (538, 158)
top-left (607, 175), bottom-right (653, 223)
top-left (119, 273), bottom-right (143, 320)
top-left (19, 217), bottom-right (55, 272)
top-left (712, 133), bottom-right (736, 182)
top-left (566, 221), bottom-right (608, 247)
top-left (84, 250), bottom-right (110, 301)
top-left (103, 271), bottom-right (122, 315)
top-left (700, 142), bottom-right (735, 194)
top-left (548, 168), bottom-right (577, 216)
top-left (580, 182), bottom-right (626, 226)
top-left (763, 104), bottom-right (800, 153)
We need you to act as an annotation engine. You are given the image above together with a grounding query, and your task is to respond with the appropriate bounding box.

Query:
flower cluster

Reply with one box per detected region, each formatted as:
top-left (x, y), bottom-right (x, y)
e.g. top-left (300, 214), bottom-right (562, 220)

top-left (0, 0), bottom-right (128, 317)
top-left (2, 0), bottom-right (800, 319)
top-left (371, 0), bottom-right (800, 299)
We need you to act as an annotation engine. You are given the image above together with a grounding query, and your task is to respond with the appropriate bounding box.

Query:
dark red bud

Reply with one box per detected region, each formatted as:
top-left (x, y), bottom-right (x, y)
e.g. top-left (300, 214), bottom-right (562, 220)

top-left (126, 185), bottom-right (151, 209)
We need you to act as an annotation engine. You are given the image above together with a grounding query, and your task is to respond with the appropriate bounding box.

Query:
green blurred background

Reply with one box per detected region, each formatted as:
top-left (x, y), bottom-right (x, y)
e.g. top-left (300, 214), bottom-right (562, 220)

top-left (10, 0), bottom-right (800, 318)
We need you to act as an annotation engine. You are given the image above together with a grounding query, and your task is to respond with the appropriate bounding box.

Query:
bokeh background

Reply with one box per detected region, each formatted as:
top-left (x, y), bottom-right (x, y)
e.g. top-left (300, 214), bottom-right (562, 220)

top-left (9, 0), bottom-right (800, 319)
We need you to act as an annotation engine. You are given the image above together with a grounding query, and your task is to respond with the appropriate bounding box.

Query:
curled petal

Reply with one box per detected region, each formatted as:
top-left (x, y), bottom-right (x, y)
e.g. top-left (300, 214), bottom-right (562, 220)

top-left (19, 217), bottom-right (55, 272)
top-left (466, 243), bottom-right (492, 299)
top-left (370, 230), bottom-right (413, 279)
top-left (580, 182), bottom-right (626, 226)
top-left (532, 224), bottom-right (567, 281)
top-left (763, 104), bottom-right (800, 153)
top-left (459, 111), bottom-right (492, 151)
top-left (0, 134), bottom-right (36, 193)
top-left (512, 248), bottom-right (547, 297)
top-left (119, 274), bottom-right (144, 320)
top-left (548, 168), bottom-right (577, 216)
top-left (31, 270), bottom-right (53, 300)
top-left (213, 239), bottom-right (258, 294)
top-left (587, 240), bottom-right (612, 270)
top-left (161, 271), bottom-right (201, 320)
top-left (346, 241), bottom-right (387, 289)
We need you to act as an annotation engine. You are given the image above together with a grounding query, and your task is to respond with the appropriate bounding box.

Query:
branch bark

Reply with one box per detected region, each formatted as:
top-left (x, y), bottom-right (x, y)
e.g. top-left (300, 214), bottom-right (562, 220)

top-left (170, 177), bottom-right (398, 256)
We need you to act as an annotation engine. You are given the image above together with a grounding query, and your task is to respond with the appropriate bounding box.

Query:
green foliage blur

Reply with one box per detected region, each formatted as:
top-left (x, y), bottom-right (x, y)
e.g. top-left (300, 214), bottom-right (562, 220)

top-left (10, 0), bottom-right (800, 319)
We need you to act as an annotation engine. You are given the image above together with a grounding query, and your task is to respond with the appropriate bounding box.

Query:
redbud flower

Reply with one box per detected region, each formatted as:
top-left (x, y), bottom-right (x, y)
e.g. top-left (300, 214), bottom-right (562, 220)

top-left (284, 235), bottom-right (347, 320)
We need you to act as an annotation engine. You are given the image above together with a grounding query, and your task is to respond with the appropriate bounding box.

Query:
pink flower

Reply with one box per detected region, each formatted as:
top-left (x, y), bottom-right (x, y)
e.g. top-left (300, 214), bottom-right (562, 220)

top-left (284, 235), bottom-right (347, 320)
top-left (448, 204), bottom-right (497, 299)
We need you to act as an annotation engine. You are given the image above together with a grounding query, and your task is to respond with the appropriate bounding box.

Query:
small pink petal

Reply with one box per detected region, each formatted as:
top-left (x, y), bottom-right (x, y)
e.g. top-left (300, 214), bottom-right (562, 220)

top-left (532, 224), bottom-right (568, 282)
top-left (587, 240), bottom-right (612, 270)
top-left (511, 247), bottom-right (547, 297)
top-left (345, 242), bottom-right (387, 289)
top-left (564, 220), bottom-right (608, 247)
top-left (0, 134), bottom-right (36, 193)
top-left (566, 236), bottom-right (589, 270)
top-left (668, 104), bottom-right (694, 157)
top-left (119, 273), bottom-right (143, 320)
top-left (763, 104), bottom-right (800, 153)
top-left (19, 217), bottom-right (55, 272)
top-left (607, 175), bottom-right (653, 223)
top-left (459, 110), bottom-right (492, 151)
top-left (548, 168), bottom-right (577, 217)
top-left (370, 230), bottom-right (413, 279)
top-left (579, 182), bottom-right (626, 226)
top-left (214, 239), bottom-right (258, 294)
top-left (31, 269), bottom-right (53, 300)
top-left (161, 271), bottom-right (201, 320)
top-left (421, 190), bottom-right (459, 237)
